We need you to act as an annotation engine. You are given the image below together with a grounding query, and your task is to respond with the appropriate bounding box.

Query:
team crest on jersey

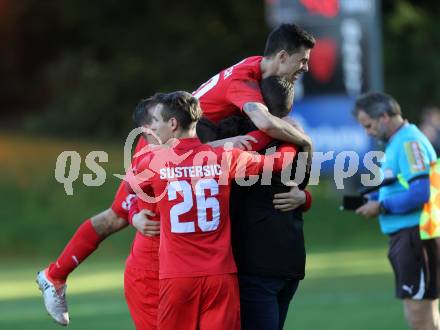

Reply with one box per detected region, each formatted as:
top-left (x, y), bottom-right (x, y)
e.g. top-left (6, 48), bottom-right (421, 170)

top-left (404, 141), bottom-right (426, 173)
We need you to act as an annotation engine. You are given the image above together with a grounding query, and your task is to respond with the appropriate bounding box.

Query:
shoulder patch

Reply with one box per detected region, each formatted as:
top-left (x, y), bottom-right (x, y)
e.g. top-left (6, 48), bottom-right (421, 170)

top-left (404, 141), bottom-right (426, 173)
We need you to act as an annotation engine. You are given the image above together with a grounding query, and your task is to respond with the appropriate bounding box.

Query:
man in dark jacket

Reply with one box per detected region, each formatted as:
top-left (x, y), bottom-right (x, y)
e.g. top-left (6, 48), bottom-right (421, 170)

top-left (199, 76), bottom-right (312, 330)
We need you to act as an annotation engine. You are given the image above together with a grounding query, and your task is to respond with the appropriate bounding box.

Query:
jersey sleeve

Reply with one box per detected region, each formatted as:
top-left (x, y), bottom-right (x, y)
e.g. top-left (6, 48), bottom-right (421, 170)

top-left (246, 130), bottom-right (273, 151)
top-left (301, 190), bottom-right (312, 212)
top-left (229, 144), bottom-right (298, 178)
top-left (382, 177), bottom-right (430, 214)
top-left (399, 140), bottom-right (431, 182)
top-left (225, 79), bottom-right (265, 111)
top-left (228, 148), bottom-right (264, 178)
top-left (128, 196), bottom-right (140, 225)
top-left (275, 143), bottom-right (299, 156)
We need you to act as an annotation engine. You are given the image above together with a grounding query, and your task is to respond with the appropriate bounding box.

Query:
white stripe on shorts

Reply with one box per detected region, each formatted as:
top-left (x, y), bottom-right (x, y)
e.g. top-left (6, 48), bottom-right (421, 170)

top-left (412, 268), bottom-right (425, 300)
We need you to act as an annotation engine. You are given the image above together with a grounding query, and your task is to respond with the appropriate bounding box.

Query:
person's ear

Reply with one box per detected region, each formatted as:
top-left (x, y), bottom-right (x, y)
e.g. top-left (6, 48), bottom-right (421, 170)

top-left (169, 118), bottom-right (178, 131)
top-left (277, 50), bottom-right (289, 63)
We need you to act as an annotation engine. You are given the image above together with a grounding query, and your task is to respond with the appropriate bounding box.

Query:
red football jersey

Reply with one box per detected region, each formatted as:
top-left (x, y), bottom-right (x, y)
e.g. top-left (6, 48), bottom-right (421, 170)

top-left (133, 138), bottom-right (291, 279)
top-left (126, 197), bottom-right (160, 272)
top-left (111, 136), bottom-right (151, 219)
top-left (134, 137), bottom-right (149, 154)
top-left (194, 56), bottom-right (265, 124)
top-left (124, 140), bottom-right (162, 271)
top-left (117, 137), bottom-right (162, 272)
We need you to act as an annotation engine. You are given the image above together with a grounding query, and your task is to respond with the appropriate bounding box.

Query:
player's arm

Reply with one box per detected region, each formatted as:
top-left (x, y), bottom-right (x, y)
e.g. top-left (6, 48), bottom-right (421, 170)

top-left (243, 102), bottom-right (312, 148)
top-left (208, 135), bottom-right (259, 151)
top-left (205, 117), bottom-right (273, 151)
top-left (91, 209), bottom-right (129, 238)
top-left (229, 145), bottom-right (296, 179)
top-left (211, 130), bottom-right (273, 151)
top-left (228, 145), bottom-right (311, 211)
top-left (226, 79), bottom-right (311, 151)
top-left (244, 102), bottom-right (313, 172)
top-left (381, 177), bottom-right (430, 214)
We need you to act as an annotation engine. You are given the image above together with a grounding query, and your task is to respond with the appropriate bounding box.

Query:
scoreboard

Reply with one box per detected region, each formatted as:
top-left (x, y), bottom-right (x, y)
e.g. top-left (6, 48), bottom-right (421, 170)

top-left (265, 0), bottom-right (383, 175)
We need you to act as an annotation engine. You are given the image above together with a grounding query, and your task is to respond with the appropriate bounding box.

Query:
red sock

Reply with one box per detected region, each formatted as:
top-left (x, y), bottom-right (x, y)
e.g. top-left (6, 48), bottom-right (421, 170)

top-left (47, 219), bottom-right (103, 283)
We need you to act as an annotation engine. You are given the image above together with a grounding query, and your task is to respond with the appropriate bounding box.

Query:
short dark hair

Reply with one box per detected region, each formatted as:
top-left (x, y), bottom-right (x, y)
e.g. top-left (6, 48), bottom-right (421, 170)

top-left (196, 117), bottom-right (219, 143)
top-left (217, 115), bottom-right (254, 140)
top-left (264, 23), bottom-right (315, 57)
top-left (132, 93), bottom-right (165, 126)
top-left (158, 91), bottom-right (202, 130)
top-left (353, 92), bottom-right (402, 118)
top-left (260, 76), bottom-right (294, 118)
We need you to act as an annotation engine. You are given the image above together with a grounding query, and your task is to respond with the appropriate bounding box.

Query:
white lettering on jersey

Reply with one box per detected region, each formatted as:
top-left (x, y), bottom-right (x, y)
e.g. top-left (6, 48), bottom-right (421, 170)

top-left (160, 165), bottom-right (222, 179)
top-left (192, 58), bottom-right (248, 98)
top-left (169, 179), bottom-right (220, 233)
top-left (193, 74), bottom-right (220, 99)
top-left (224, 66), bottom-right (234, 79)
top-left (122, 193), bottom-right (136, 211)
top-left (224, 59), bottom-right (247, 80)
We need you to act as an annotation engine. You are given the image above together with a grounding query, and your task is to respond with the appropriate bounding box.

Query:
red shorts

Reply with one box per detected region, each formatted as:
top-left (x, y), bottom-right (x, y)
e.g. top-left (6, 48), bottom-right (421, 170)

top-left (158, 274), bottom-right (240, 330)
top-left (124, 265), bottom-right (159, 330)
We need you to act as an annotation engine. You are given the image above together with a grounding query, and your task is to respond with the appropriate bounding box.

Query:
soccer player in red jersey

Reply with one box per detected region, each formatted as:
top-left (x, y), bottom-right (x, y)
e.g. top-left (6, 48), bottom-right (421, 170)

top-left (36, 97), bottom-right (157, 326)
top-left (127, 91), bottom-right (296, 330)
top-left (121, 97), bottom-right (162, 330)
top-left (37, 23), bottom-right (315, 326)
top-left (195, 23), bottom-right (315, 153)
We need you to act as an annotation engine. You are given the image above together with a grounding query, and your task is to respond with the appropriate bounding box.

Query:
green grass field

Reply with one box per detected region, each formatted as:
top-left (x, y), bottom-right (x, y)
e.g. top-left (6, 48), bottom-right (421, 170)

top-left (0, 133), bottom-right (408, 329)
top-left (0, 250), bottom-right (407, 330)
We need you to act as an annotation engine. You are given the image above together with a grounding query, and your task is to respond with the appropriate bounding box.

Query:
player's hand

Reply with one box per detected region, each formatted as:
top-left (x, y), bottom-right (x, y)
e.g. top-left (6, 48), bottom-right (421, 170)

top-left (229, 135), bottom-right (258, 150)
top-left (273, 182), bottom-right (306, 212)
top-left (355, 201), bottom-right (380, 218)
top-left (132, 209), bottom-right (160, 236)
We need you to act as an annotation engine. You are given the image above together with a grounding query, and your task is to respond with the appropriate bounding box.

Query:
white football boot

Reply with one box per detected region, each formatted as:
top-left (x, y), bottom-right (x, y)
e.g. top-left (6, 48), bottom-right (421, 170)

top-left (36, 269), bottom-right (69, 326)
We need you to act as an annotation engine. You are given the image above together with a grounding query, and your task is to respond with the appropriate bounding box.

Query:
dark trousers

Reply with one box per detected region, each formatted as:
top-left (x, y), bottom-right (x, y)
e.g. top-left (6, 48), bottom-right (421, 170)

top-left (238, 274), bottom-right (300, 330)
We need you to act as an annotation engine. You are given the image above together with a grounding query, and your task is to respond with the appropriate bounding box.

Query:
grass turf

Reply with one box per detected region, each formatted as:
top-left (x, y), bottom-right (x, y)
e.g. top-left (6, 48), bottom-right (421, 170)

top-left (0, 249), bottom-right (407, 330)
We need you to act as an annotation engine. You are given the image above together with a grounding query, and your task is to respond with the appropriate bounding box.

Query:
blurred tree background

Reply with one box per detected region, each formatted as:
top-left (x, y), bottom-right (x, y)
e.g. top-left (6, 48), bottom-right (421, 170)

top-left (0, 0), bottom-right (267, 139)
top-left (0, 0), bottom-right (439, 139)
top-left (383, 0), bottom-right (440, 122)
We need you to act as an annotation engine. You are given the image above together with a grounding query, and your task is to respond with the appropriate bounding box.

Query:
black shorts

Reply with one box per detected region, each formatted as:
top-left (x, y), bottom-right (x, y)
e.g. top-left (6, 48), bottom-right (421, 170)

top-left (388, 226), bottom-right (440, 300)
